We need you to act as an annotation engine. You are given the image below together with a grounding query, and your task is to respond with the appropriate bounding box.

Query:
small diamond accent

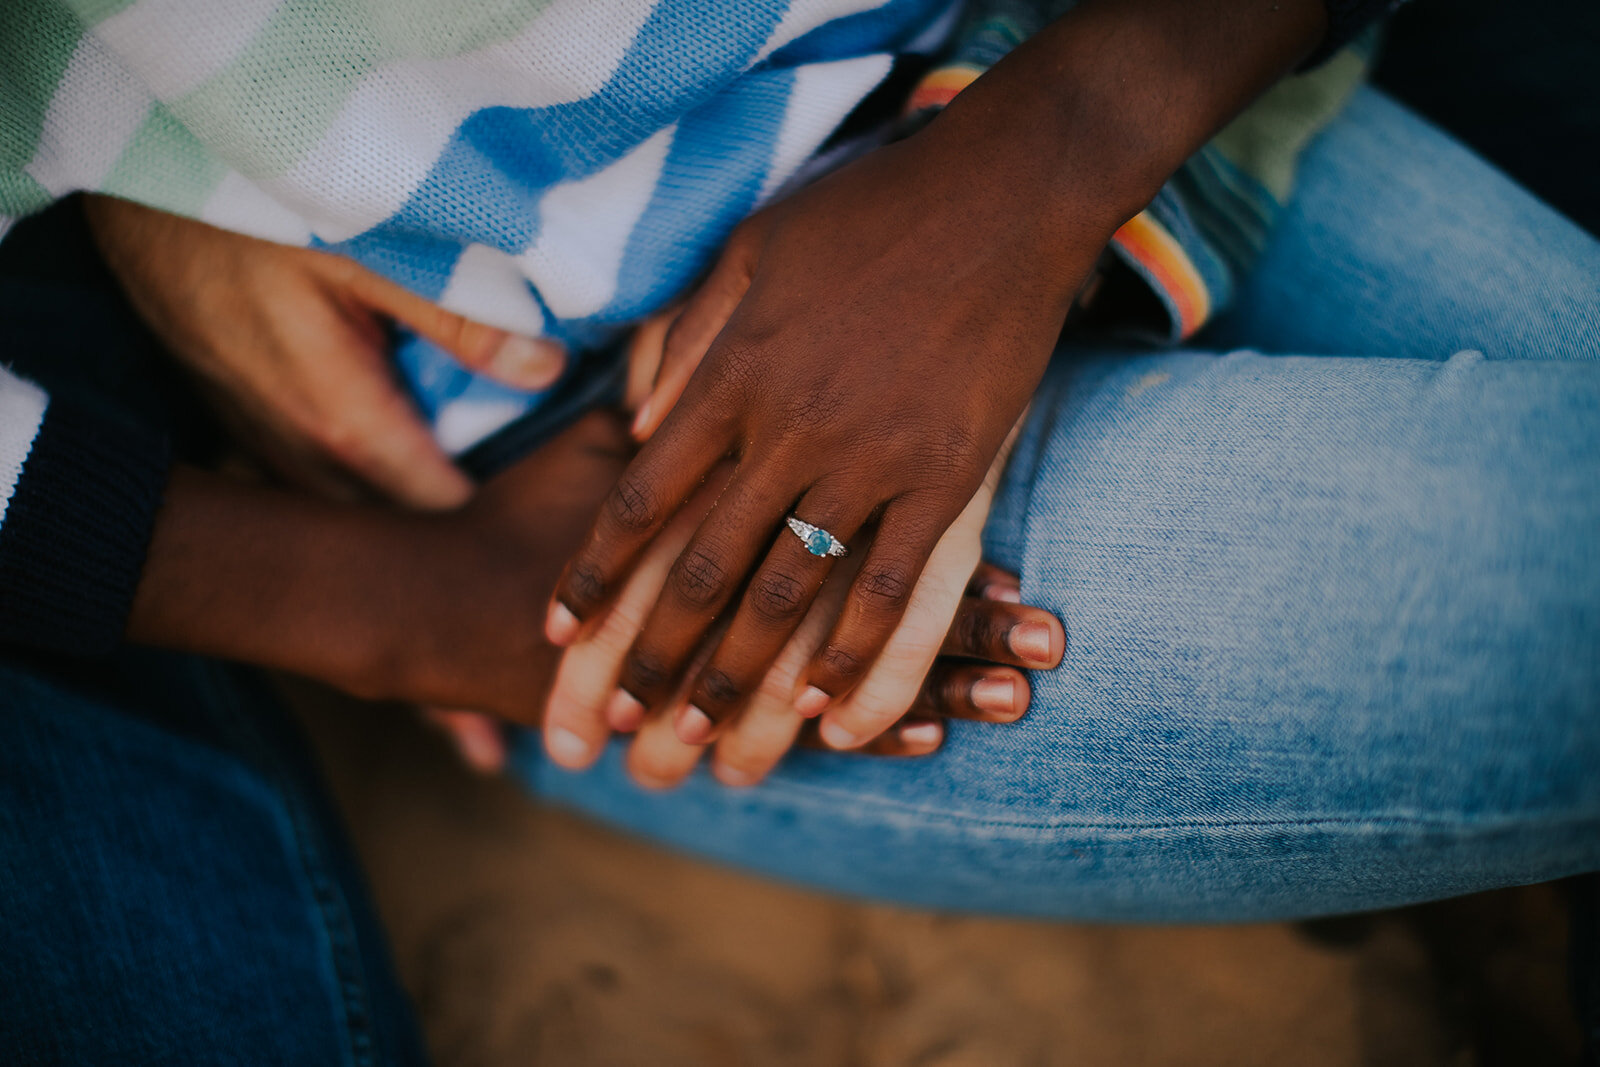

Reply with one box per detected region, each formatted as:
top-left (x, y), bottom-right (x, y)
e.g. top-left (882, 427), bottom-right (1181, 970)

top-left (786, 516), bottom-right (847, 558)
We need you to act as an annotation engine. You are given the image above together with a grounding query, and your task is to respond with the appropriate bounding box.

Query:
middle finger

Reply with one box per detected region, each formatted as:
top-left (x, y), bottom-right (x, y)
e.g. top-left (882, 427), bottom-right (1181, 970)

top-left (675, 479), bottom-right (876, 743)
top-left (611, 470), bottom-right (796, 715)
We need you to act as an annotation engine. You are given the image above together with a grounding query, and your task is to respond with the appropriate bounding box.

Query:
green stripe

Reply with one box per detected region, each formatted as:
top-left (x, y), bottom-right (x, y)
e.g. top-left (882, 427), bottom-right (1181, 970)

top-left (0, 171), bottom-right (53, 220)
top-left (169, 0), bottom-right (555, 180)
top-left (63, 0), bottom-right (141, 26)
top-left (1210, 48), bottom-right (1367, 202)
top-left (101, 105), bottom-right (226, 216)
top-left (0, 0), bottom-right (86, 216)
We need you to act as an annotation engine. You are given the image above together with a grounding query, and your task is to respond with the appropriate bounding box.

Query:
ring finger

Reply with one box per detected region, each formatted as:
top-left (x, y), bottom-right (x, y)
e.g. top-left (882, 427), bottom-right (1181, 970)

top-left (677, 481), bottom-right (875, 743)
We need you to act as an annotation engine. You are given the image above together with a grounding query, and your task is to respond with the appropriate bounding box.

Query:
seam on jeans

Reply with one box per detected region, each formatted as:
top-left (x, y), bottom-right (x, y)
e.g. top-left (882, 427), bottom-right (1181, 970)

top-left (752, 778), bottom-right (1600, 839)
top-left (199, 664), bottom-right (379, 1067)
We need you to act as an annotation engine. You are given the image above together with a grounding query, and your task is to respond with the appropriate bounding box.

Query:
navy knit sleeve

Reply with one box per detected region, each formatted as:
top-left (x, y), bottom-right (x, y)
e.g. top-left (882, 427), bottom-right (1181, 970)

top-left (0, 388), bottom-right (171, 655)
top-left (1308, 0), bottom-right (1407, 66)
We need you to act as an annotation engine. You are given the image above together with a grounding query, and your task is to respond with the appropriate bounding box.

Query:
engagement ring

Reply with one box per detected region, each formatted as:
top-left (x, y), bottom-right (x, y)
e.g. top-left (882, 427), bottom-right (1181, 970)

top-left (785, 516), bottom-right (848, 558)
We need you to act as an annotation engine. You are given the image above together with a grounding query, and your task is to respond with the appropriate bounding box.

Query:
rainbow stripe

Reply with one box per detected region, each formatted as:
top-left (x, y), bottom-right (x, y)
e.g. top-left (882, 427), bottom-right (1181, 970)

top-left (1111, 211), bottom-right (1212, 340)
top-left (903, 64), bottom-right (984, 114)
top-left (907, 62), bottom-right (1213, 341)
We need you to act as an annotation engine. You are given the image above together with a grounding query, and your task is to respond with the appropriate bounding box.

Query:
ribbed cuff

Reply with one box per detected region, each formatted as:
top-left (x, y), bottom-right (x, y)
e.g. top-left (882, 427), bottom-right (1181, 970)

top-left (0, 398), bottom-right (171, 655)
top-left (1107, 210), bottom-right (1215, 343)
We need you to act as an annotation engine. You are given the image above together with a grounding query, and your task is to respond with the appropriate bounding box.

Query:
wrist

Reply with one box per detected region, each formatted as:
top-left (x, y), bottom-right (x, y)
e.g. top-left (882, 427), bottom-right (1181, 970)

top-left (127, 467), bottom-right (423, 697)
top-left (925, 0), bottom-right (1327, 258)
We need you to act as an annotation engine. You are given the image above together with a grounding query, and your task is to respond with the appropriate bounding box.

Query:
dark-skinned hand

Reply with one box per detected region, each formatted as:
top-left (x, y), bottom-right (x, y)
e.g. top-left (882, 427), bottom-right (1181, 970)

top-left (544, 0), bottom-right (1330, 747)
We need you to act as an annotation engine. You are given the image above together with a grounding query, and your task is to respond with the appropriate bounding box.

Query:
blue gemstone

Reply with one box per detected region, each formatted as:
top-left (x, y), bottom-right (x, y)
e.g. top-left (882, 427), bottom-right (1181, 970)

top-left (806, 529), bottom-right (833, 556)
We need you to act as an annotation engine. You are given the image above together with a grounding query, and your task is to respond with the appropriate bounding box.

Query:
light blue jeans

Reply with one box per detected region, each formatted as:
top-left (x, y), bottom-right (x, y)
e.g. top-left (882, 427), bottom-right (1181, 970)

top-left (516, 88), bottom-right (1600, 922)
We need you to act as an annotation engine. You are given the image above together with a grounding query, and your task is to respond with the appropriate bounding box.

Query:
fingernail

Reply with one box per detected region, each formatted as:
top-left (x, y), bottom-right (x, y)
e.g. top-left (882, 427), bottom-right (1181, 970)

top-left (630, 768), bottom-right (677, 791)
top-left (985, 584), bottom-right (1023, 603)
top-left (676, 705), bottom-right (715, 745)
top-left (971, 676), bottom-right (1017, 716)
top-left (818, 717), bottom-right (858, 750)
top-left (546, 603), bottom-right (580, 646)
top-left (489, 335), bottom-right (563, 391)
top-left (1009, 621), bottom-right (1053, 664)
top-left (897, 720), bottom-right (943, 749)
top-left (712, 762), bottom-right (759, 788)
top-left (545, 726), bottom-right (593, 768)
top-left (630, 397), bottom-right (655, 440)
top-left (456, 723), bottom-right (505, 773)
top-left (795, 685), bottom-right (831, 718)
top-left (605, 689), bottom-right (645, 732)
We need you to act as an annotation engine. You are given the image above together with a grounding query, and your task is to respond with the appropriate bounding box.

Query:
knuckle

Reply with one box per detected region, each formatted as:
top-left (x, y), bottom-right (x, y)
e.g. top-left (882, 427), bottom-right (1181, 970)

top-left (749, 568), bottom-right (807, 624)
top-left (857, 565), bottom-right (913, 613)
top-left (623, 649), bottom-right (672, 694)
top-left (938, 671), bottom-right (971, 714)
top-left (848, 691), bottom-right (899, 727)
top-left (709, 339), bottom-right (764, 400)
top-left (457, 321), bottom-right (503, 369)
top-left (606, 474), bottom-right (660, 533)
top-left (312, 417), bottom-right (365, 464)
top-left (778, 385), bottom-right (845, 437)
top-left (566, 560), bottom-right (608, 609)
top-left (698, 667), bottom-right (744, 710)
top-left (819, 644), bottom-right (865, 682)
top-left (670, 547), bottom-right (728, 609)
top-left (913, 420), bottom-right (984, 482)
top-left (434, 309), bottom-right (470, 352)
top-left (954, 605), bottom-right (1003, 656)
top-left (941, 420), bottom-right (981, 460)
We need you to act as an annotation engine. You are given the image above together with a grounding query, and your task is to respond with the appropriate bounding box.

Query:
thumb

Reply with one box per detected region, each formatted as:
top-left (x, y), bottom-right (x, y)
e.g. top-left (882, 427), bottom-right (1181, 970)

top-left (630, 242), bottom-right (753, 441)
top-left (311, 340), bottom-right (478, 510)
top-left (343, 264), bottom-right (567, 392)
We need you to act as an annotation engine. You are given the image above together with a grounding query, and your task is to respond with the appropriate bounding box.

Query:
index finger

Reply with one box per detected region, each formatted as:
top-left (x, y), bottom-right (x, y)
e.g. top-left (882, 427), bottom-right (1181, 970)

top-left (545, 407), bottom-right (734, 644)
top-left (542, 471), bottom-right (727, 769)
top-left (343, 263), bottom-right (566, 392)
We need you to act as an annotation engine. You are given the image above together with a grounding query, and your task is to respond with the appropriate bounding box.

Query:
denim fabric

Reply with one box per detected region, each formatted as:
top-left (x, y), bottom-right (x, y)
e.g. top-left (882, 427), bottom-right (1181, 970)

top-left (513, 88), bottom-right (1600, 921)
top-left (0, 650), bottom-right (428, 1064)
top-left (0, 85), bottom-right (1594, 1067)
top-left (0, 200), bottom-right (429, 1063)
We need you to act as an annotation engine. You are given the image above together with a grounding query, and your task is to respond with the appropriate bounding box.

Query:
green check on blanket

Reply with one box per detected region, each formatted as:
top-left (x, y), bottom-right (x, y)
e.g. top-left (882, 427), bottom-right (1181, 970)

top-left (1, 0), bottom-right (1368, 455)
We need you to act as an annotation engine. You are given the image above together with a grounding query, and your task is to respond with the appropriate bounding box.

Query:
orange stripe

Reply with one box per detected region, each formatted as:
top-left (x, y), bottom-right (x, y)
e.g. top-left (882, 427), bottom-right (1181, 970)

top-left (904, 64), bottom-right (983, 114)
top-left (1111, 212), bottom-right (1211, 339)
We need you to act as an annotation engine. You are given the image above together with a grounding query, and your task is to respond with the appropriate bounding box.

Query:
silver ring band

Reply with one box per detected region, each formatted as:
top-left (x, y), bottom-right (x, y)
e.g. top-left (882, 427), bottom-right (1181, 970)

top-left (785, 516), bottom-right (848, 558)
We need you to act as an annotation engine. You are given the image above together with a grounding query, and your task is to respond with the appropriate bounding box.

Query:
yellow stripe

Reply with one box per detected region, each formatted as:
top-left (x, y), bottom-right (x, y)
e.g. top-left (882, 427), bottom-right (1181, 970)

top-left (1111, 211), bottom-right (1212, 339)
top-left (904, 64), bottom-right (983, 113)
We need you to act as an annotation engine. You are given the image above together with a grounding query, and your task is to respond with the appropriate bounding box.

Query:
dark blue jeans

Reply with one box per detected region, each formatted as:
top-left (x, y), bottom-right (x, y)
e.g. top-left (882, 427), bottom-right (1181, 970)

top-left (0, 646), bottom-right (427, 1065)
top-left (0, 198), bottom-right (427, 1061)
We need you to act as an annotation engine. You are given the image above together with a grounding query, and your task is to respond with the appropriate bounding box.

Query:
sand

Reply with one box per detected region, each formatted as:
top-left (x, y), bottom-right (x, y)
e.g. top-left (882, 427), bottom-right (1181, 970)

top-left (293, 684), bottom-right (1579, 1067)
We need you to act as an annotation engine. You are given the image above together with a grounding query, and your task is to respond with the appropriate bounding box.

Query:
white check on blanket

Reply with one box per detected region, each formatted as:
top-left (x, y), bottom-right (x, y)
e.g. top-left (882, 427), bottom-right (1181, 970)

top-left (6, 0), bottom-right (960, 450)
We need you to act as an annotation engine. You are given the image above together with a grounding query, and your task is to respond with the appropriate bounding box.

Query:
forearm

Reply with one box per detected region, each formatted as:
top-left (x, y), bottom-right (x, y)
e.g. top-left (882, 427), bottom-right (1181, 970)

top-left (126, 466), bottom-right (420, 696)
top-left (927, 0), bottom-right (1328, 278)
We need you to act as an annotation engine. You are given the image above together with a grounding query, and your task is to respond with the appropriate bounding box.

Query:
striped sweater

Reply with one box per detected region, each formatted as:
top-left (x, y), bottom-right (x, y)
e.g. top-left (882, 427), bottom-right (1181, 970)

top-left (0, 0), bottom-right (1383, 654)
